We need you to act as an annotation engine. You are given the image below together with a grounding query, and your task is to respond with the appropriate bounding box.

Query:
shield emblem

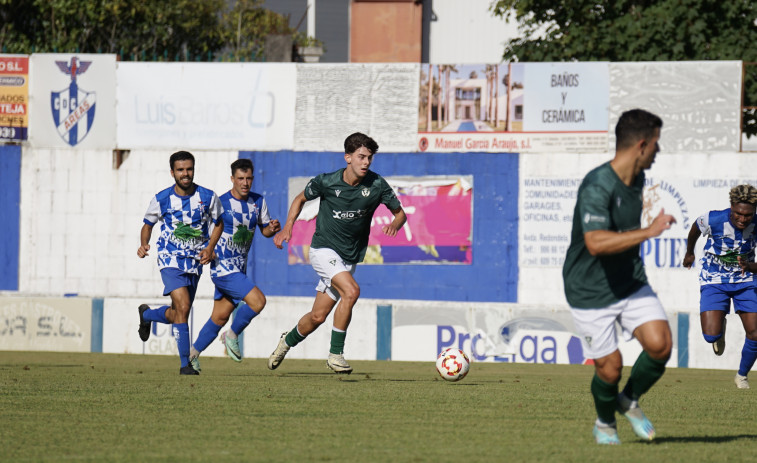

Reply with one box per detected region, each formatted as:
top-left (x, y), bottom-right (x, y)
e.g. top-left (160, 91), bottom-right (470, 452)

top-left (50, 83), bottom-right (96, 146)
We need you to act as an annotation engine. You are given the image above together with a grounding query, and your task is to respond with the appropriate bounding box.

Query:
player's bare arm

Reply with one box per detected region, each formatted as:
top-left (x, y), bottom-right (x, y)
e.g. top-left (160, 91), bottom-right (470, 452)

top-left (261, 219), bottom-right (281, 238)
top-left (137, 223), bottom-right (153, 258)
top-left (382, 207), bottom-right (407, 237)
top-left (683, 222), bottom-right (702, 268)
top-left (198, 221), bottom-right (224, 265)
top-left (274, 191), bottom-right (307, 249)
top-left (584, 209), bottom-right (676, 256)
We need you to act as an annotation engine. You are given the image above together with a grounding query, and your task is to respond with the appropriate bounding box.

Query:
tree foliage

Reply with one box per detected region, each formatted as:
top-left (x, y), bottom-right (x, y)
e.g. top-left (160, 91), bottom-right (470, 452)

top-left (0, 0), bottom-right (294, 61)
top-left (491, 0), bottom-right (757, 138)
top-left (490, 0), bottom-right (757, 62)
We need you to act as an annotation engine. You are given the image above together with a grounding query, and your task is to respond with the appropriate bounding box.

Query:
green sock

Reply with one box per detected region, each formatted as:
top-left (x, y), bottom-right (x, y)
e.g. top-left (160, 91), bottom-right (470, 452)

top-left (285, 326), bottom-right (306, 347)
top-left (330, 329), bottom-right (347, 355)
top-left (623, 351), bottom-right (668, 400)
top-left (591, 373), bottom-right (619, 424)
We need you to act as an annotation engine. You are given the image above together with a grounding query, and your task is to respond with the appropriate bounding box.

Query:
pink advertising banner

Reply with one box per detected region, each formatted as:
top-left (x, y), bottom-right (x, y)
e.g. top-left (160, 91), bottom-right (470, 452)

top-left (288, 176), bottom-right (473, 265)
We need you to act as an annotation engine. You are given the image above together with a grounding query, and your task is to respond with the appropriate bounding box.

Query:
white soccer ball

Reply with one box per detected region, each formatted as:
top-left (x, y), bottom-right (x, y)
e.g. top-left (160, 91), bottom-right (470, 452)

top-left (435, 348), bottom-right (470, 382)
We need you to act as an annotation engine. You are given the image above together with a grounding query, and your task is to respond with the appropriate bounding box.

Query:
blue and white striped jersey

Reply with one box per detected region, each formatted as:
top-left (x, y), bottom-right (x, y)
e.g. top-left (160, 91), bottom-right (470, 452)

top-left (210, 191), bottom-right (271, 278)
top-left (143, 184), bottom-right (222, 274)
top-left (697, 208), bottom-right (757, 284)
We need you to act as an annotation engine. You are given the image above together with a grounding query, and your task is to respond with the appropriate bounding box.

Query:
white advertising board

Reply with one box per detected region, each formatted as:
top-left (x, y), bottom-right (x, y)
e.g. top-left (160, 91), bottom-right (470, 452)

top-left (103, 297), bottom-right (377, 362)
top-left (116, 62), bottom-right (296, 150)
top-left (609, 61), bottom-right (741, 153)
top-left (517, 152), bottom-right (757, 313)
top-left (295, 63), bottom-right (419, 152)
top-left (28, 54), bottom-right (117, 149)
top-left (522, 62), bottom-right (609, 132)
top-left (0, 297), bottom-right (91, 352)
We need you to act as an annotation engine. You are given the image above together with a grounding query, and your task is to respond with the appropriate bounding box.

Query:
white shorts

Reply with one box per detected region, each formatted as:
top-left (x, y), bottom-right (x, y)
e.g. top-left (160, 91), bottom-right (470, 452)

top-left (309, 247), bottom-right (356, 301)
top-left (569, 284), bottom-right (668, 360)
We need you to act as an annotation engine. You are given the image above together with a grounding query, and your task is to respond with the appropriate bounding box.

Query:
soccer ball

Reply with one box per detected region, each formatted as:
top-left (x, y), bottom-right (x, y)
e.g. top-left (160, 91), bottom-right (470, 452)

top-left (435, 348), bottom-right (470, 382)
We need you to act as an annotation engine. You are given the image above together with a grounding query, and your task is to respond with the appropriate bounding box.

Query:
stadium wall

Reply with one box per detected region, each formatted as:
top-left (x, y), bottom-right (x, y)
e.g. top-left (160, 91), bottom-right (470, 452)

top-left (1, 58), bottom-right (752, 373)
top-left (4, 293), bottom-right (748, 373)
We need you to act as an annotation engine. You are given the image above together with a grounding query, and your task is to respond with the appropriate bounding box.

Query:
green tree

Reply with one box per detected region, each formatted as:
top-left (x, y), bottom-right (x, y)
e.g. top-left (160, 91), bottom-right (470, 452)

top-left (0, 0), bottom-right (296, 61)
top-left (490, 0), bottom-right (757, 138)
top-left (217, 0), bottom-right (292, 62)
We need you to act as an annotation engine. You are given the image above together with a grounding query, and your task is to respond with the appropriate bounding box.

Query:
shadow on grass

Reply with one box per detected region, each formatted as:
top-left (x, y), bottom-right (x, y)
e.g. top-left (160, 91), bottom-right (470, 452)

top-left (652, 434), bottom-right (757, 444)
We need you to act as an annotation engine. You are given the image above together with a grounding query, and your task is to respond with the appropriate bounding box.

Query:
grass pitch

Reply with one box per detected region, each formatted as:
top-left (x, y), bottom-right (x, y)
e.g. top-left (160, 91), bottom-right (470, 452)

top-left (1, 352), bottom-right (755, 462)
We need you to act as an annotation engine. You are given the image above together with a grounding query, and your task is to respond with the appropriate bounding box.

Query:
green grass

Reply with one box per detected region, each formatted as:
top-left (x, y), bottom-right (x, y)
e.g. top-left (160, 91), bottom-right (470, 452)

top-left (1, 352), bottom-right (755, 462)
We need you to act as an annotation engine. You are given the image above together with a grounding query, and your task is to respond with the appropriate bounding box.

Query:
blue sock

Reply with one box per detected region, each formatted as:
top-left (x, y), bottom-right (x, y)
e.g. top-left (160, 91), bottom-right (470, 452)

top-left (231, 304), bottom-right (259, 336)
top-left (738, 338), bottom-right (757, 377)
top-left (143, 305), bottom-right (169, 324)
top-left (703, 333), bottom-right (722, 343)
top-left (193, 319), bottom-right (223, 353)
top-left (172, 323), bottom-right (190, 368)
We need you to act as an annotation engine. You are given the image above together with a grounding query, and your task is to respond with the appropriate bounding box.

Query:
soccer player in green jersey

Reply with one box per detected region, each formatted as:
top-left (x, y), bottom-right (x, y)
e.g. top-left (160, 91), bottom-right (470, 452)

top-left (563, 109), bottom-right (676, 445)
top-left (268, 132), bottom-right (407, 374)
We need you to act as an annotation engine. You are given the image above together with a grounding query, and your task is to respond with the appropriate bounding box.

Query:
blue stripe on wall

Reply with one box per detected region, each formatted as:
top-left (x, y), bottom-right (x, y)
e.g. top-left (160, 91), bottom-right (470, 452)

top-left (677, 312), bottom-right (689, 368)
top-left (0, 145), bottom-right (20, 290)
top-left (240, 151), bottom-right (519, 302)
top-left (376, 304), bottom-right (392, 360)
top-left (91, 298), bottom-right (104, 353)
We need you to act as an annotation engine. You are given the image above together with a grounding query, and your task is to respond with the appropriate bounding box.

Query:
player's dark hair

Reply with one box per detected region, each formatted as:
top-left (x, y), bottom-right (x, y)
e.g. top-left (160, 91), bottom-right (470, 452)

top-left (615, 109), bottom-right (663, 150)
top-left (169, 151), bottom-right (195, 170)
top-left (344, 132), bottom-right (379, 155)
top-left (231, 158), bottom-right (254, 175)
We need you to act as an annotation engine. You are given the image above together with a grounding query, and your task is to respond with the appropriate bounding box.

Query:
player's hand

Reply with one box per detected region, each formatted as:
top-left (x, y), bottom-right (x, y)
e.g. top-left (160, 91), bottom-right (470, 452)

top-left (273, 227), bottom-right (292, 249)
top-left (137, 244), bottom-right (150, 258)
top-left (198, 246), bottom-right (214, 265)
top-left (682, 252), bottom-right (696, 269)
top-left (382, 224), bottom-right (400, 237)
top-left (268, 219), bottom-right (282, 234)
top-left (738, 256), bottom-right (751, 276)
top-left (648, 208), bottom-right (676, 237)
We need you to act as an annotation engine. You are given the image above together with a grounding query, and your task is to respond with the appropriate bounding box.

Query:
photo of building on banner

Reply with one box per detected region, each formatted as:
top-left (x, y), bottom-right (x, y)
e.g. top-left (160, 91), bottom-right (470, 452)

top-left (0, 55), bottom-right (29, 141)
top-left (286, 176), bottom-right (473, 265)
top-left (418, 62), bottom-right (609, 153)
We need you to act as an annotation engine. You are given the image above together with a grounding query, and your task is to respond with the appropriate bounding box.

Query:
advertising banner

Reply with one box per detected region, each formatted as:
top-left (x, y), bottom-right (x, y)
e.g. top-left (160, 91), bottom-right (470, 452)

top-left (294, 63), bottom-right (419, 153)
top-left (116, 62), bottom-right (296, 150)
top-left (0, 55), bottom-right (29, 141)
top-left (390, 301), bottom-right (678, 366)
top-left (286, 176), bottom-right (473, 265)
top-left (0, 297), bottom-right (91, 352)
top-left (516, 152), bottom-right (757, 310)
top-left (28, 54), bottom-right (117, 149)
top-left (610, 61), bottom-right (741, 153)
top-left (418, 62), bottom-right (609, 153)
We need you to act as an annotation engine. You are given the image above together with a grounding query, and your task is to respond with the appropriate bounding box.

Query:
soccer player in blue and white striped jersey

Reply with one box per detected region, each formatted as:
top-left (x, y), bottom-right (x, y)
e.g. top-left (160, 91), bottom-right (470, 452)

top-left (683, 184), bottom-right (757, 389)
top-left (188, 159), bottom-right (280, 372)
top-left (137, 151), bottom-right (223, 375)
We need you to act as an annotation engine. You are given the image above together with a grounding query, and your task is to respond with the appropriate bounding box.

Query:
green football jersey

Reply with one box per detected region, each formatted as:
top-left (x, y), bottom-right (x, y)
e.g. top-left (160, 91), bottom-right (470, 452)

top-left (305, 168), bottom-right (402, 264)
top-left (562, 162), bottom-right (648, 309)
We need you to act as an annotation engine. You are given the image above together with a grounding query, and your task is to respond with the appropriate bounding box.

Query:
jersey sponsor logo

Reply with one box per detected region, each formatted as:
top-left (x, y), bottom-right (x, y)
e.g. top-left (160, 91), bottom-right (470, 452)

top-left (332, 209), bottom-right (367, 220)
top-left (173, 223), bottom-right (202, 242)
top-left (584, 336), bottom-right (592, 346)
top-left (335, 189), bottom-right (341, 197)
top-left (329, 259), bottom-right (336, 266)
top-left (232, 225), bottom-right (253, 245)
top-left (51, 57), bottom-right (96, 146)
top-left (616, 196), bottom-right (622, 207)
top-left (361, 187), bottom-right (370, 197)
top-left (583, 213), bottom-right (606, 224)
top-left (307, 182), bottom-right (314, 196)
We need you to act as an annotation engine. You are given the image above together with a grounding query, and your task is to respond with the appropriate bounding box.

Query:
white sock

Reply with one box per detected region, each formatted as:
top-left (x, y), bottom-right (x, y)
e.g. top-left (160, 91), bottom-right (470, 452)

top-left (595, 418), bottom-right (616, 428)
top-left (617, 392), bottom-right (638, 411)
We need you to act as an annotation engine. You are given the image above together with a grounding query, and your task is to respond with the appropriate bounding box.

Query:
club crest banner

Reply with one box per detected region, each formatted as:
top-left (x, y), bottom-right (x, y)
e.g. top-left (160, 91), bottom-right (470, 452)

top-left (29, 54), bottom-right (116, 148)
